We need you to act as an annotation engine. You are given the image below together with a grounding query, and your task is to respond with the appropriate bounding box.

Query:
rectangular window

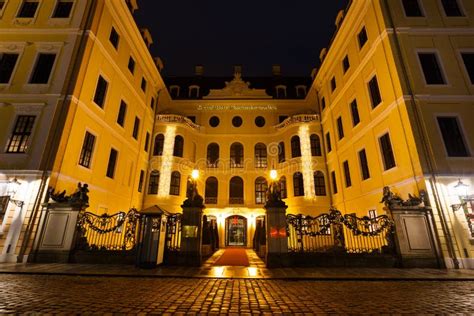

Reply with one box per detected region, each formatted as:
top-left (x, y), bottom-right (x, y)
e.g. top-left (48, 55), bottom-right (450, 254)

top-left (0, 53), bottom-right (19, 84)
top-left (437, 117), bottom-right (469, 157)
top-left (343, 55), bottom-right (350, 73)
top-left (150, 97), bottom-right (155, 110)
top-left (106, 148), bottom-right (118, 179)
top-left (17, 1), bottom-right (39, 18)
top-left (93, 75), bottom-right (108, 108)
top-left (0, 1), bottom-right (6, 12)
top-left (461, 53), bottom-right (474, 84)
top-left (350, 99), bottom-right (360, 126)
top-left (441, 0), bottom-right (463, 16)
top-left (379, 133), bottom-right (396, 170)
top-left (78, 131), bottom-right (95, 168)
top-left (402, 0), bottom-right (423, 17)
top-left (141, 78), bottom-right (147, 92)
top-left (138, 170), bottom-right (144, 193)
top-left (368, 75), bottom-right (382, 108)
top-left (358, 149), bottom-right (370, 180)
top-left (128, 57), bottom-right (135, 74)
top-left (326, 132), bottom-right (332, 152)
top-left (337, 117), bottom-right (344, 140)
top-left (116, 100), bottom-right (126, 126)
top-left (6, 115), bottom-right (35, 153)
top-left (358, 27), bottom-right (368, 49)
top-left (29, 53), bottom-right (56, 84)
top-left (144, 132), bottom-right (150, 152)
top-left (418, 53), bottom-right (446, 85)
top-left (132, 117), bottom-right (140, 139)
top-left (109, 27), bottom-right (120, 49)
top-left (331, 77), bottom-right (336, 92)
top-left (343, 160), bottom-right (352, 188)
top-left (52, 0), bottom-right (73, 18)
top-left (321, 97), bottom-right (326, 110)
top-left (331, 171), bottom-right (338, 194)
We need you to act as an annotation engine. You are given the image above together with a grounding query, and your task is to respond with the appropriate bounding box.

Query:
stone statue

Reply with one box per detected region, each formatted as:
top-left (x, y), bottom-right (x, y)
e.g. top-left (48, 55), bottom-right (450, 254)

top-left (183, 178), bottom-right (204, 207)
top-left (265, 180), bottom-right (286, 208)
top-left (70, 182), bottom-right (90, 205)
top-left (380, 186), bottom-right (403, 207)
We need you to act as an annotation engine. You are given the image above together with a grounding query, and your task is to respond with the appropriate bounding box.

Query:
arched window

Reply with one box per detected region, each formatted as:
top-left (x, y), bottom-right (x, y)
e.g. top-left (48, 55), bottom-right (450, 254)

top-left (170, 171), bottom-right (181, 196)
top-left (314, 171), bottom-right (326, 196)
top-left (207, 143), bottom-right (219, 168)
top-left (229, 176), bottom-right (244, 204)
top-left (310, 134), bottom-right (322, 156)
top-left (230, 142), bottom-right (244, 168)
top-left (278, 142), bottom-right (285, 163)
top-left (293, 172), bottom-right (304, 197)
top-left (205, 177), bottom-right (218, 204)
top-left (255, 177), bottom-right (268, 204)
top-left (153, 134), bottom-right (164, 156)
top-left (254, 143), bottom-right (267, 168)
top-left (189, 85), bottom-right (200, 99)
top-left (173, 135), bottom-right (184, 157)
top-left (276, 85), bottom-right (287, 98)
top-left (148, 170), bottom-right (159, 194)
top-left (279, 176), bottom-right (287, 199)
top-left (296, 85), bottom-right (307, 98)
top-left (170, 85), bottom-right (180, 98)
top-left (291, 136), bottom-right (301, 158)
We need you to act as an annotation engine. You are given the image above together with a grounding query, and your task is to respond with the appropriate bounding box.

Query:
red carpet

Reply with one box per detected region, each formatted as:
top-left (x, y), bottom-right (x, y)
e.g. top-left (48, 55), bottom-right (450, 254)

top-left (214, 248), bottom-right (249, 266)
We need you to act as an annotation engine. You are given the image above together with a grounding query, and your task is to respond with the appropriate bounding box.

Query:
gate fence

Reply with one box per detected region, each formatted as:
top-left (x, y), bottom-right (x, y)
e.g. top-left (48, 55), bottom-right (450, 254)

top-left (287, 209), bottom-right (395, 254)
top-left (75, 208), bottom-right (141, 251)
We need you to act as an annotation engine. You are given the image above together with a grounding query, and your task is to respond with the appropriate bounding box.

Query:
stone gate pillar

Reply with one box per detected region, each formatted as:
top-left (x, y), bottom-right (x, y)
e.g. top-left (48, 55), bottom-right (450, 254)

top-left (179, 176), bottom-right (205, 266)
top-left (264, 176), bottom-right (290, 268)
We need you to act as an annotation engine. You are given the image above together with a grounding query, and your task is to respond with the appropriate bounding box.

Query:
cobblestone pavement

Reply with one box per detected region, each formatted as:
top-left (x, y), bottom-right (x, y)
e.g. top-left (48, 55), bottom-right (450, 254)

top-left (0, 274), bottom-right (473, 314)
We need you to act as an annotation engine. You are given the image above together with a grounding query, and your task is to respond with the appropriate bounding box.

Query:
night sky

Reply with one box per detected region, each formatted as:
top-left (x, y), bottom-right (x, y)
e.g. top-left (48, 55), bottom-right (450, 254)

top-left (134, 0), bottom-right (349, 77)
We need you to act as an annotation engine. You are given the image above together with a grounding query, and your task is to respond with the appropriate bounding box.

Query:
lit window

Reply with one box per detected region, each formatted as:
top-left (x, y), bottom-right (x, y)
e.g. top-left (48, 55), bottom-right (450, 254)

top-left (254, 143), bottom-right (267, 168)
top-left (255, 177), bottom-right (268, 204)
top-left (230, 143), bottom-right (244, 168)
top-left (169, 171), bottom-right (181, 196)
top-left (6, 115), bottom-right (35, 153)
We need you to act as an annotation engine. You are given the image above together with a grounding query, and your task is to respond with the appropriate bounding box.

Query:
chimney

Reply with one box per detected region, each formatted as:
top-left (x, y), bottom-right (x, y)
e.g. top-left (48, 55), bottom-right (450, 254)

top-left (154, 57), bottom-right (164, 73)
top-left (319, 48), bottom-right (327, 62)
top-left (272, 65), bottom-right (281, 76)
top-left (140, 28), bottom-right (153, 48)
top-left (195, 65), bottom-right (204, 76)
top-left (233, 64), bottom-right (242, 75)
top-left (335, 10), bottom-right (345, 30)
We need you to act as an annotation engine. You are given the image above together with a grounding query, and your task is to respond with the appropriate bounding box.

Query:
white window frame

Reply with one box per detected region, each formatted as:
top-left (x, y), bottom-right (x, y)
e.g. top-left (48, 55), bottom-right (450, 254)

top-left (415, 49), bottom-right (449, 87)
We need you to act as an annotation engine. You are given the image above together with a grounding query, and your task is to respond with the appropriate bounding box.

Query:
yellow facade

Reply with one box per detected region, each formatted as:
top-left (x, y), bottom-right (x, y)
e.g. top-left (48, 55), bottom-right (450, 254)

top-left (0, 0), bottom-right (473, 267)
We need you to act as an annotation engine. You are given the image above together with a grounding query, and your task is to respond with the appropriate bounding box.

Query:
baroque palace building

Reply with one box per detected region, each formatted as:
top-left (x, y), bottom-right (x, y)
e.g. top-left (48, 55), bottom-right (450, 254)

top-left (0, 0), bottom-right (473, 268)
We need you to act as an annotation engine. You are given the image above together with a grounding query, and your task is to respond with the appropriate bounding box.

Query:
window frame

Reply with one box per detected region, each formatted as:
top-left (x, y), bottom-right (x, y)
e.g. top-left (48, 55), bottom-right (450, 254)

top-left (116, 100), bottom-right (127, 127)
top-left (358, 148), bottom-right (371, 181)
top-left (28, 52), bottom-right (58, 85)
top-left (92, 73), bottom-right (109, 109)
top-left (293, 172), bottom-right (305, 197)
top-left (458, 50), bottom-right (474, 86)
top-left (343, 160), bottom-right (352, 188)
top-left (78, 129), bottom-right (97, 169)
top-left (357, 26), bottom-right (368, 49)
top-left (342, 55), bottom-right (350, 73)
top-left (401, 0), bottom-right (425, 17)
top-left (350, 99), bottom-right (361, 127)
top-left (336, 116), bottom-right (344, 140)
top-left (0, 52), bottom-right (20, 85)
top-left (254, 143), bottom-right (268, 168)
top-left (106, 147), bottom-right (118, 179)
top-left (148, 171), bottom-right (160, 195)
top-left (132, 116), bottom-right (140, 140)
top-left (5, 115), bottom-right (36, 154)
top-left (255, 177), bottom-right (268, 205)
top-left (378, 132), bottom-right (397, 171)
top-left (230, 142), bottom-right (244, 168)
top-left (416, 50), bottom-right (448, 86)
top-left (109, 26), bottom-right (120, 50)
top-left (291, 135), bottom-right (302, 158)
top-left (367, 73), bottom-right (383, 109)
top-left (439, 0), bottom-right (465, 17)
top-left (435, 115), bottom-right (471, 158)
top-left (206, 143), bottom-right (220, 168)
top-left (51, 0), bottom-right (75, 19)
top-left (313, 171), bottom-right (327, 196)
top-left (16, 0), bottom-right (41, 19)
top-left (169, 171), bottom-right (181, 196)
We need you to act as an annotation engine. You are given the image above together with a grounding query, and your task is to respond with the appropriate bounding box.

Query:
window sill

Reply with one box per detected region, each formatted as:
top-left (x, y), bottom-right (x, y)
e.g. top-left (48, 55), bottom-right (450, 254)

top-left (13, 18), bottom-right (36, 26)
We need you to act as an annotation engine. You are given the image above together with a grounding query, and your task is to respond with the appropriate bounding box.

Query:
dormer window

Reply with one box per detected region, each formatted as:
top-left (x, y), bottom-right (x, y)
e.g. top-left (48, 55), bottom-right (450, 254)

top-left (189, 85), bottom-right (200, 99)
top-left (295, 85), bottom-right (307, 98)
top-left (170, 85), bottom-right (180, 98)
top-left (276, 85), bottom-right (287, 99)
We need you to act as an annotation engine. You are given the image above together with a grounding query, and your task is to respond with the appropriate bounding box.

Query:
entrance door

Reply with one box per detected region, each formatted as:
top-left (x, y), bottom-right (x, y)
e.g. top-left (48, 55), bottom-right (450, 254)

top-left (225, 215), bottom-right (247, 246)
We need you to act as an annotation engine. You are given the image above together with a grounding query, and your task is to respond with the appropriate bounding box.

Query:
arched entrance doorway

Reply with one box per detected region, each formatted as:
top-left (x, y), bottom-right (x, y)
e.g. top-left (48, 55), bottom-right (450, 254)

top-left (225, 215), bottom-right (247, 246)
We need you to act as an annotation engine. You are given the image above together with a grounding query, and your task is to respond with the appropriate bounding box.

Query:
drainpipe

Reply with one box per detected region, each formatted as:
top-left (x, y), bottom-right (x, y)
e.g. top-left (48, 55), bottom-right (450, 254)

top-left (381, 0), bottom-right (459, 269)
top-left (141, 89), bottom-right (162, 209)
top-left (17, 1), bottom-right (98, 262)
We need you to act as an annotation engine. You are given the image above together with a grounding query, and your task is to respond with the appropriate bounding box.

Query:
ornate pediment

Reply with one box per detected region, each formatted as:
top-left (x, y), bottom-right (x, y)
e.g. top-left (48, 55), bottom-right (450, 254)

top-left (204, 72), bottom-right (272, 99)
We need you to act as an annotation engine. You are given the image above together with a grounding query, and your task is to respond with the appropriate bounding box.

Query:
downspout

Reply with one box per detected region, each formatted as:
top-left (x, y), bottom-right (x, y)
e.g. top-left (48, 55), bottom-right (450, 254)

top-left (141, 89), bottom-right (162, 209)
top-left (17, 1), bottom-right (97, 262)
top-left (314, 89), bottom-right (334, 207)
top-left (381, 0), bottom-right (459, 269)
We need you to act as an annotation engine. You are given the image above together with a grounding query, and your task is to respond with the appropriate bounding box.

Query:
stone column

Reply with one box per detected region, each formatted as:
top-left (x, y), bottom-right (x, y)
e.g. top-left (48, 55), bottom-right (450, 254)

top-left (265, 205), bottom-right (289, 267)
